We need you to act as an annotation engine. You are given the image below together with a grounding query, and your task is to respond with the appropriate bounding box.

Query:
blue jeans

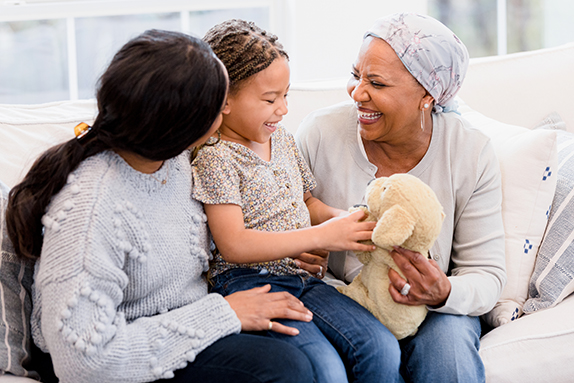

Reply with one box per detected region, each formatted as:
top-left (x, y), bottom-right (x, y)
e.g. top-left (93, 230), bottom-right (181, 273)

top-left (159, 333), bottom-right (314, 383)
top-left (399, 312), bottom-right (485, 383)
top-left (212, 269), bottom-right (402, 383)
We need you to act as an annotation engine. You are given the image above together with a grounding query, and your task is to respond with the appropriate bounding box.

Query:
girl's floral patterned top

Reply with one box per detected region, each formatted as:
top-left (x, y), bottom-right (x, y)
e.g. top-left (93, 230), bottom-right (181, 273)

top-left (192, 126), bottom-right (317, 278)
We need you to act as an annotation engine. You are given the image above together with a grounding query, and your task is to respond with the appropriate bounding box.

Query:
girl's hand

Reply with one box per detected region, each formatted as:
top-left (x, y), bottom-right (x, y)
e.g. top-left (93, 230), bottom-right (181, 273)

top-left (224, 284), bottom-right (313, 336)
top-left (387, 246), bottom-right (451, 307)
top-left (294, 249), bottom-right (329, 278)
top-left (317, 210), bottom-right (377, 253)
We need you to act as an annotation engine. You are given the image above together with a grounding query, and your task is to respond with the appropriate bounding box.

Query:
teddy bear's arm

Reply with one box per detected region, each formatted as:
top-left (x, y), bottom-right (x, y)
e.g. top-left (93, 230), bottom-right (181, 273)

top-left (372, 204), bottom-right (416, 249)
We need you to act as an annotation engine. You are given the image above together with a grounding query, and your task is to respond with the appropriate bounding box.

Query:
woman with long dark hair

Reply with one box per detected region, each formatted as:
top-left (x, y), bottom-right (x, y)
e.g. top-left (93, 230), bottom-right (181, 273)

top-left (6, 29), bottom-right (313, 383)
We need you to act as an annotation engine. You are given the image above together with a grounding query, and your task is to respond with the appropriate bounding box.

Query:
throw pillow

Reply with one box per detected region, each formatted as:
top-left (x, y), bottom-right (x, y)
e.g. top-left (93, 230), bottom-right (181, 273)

top-left (524, 118), bottom-right (574, 313)
top-left (0, 100), bottom-right (97, 188)
top-left (0, 180), bottom-right (39, 379)
top-left (458, 100), bottom-right (558, 327)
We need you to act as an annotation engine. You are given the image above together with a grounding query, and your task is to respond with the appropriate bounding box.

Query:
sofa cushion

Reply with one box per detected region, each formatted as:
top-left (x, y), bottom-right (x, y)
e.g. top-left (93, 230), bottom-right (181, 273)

top-left (0, 100), bottom-right (97, 188)
top-left (480, 293), bottom-right (574, 383)
top-left (459, 101), bottom-right (558, 327)
top-left (524, 126), bottom-right (574, 313)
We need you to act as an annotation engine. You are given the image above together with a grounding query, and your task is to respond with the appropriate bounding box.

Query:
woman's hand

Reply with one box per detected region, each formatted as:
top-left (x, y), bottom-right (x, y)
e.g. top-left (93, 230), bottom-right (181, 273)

top-left (224, 284), bottom-right (313, 336)
top-left (388, 246), bottom-right (451, 307)
top-left (317, 210), bottom-right (377, 253)
top-left (294, 249), bottom-right (329, 278)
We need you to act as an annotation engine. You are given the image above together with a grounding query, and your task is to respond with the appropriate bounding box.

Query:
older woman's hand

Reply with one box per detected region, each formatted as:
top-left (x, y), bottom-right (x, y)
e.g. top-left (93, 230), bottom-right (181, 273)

top-left (387, 246), bottom-right (451, 307)
top-left (294, 249), bottom-right (329, 278)
top-left (225, 284), bottom-right (313, 336)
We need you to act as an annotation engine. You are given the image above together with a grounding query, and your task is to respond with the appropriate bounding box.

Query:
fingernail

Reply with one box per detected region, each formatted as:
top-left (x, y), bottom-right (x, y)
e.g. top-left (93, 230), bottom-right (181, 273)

top-left (292, 329), bottom-right (300, 335)
top-left (294, 260), bottom-right (301, 267)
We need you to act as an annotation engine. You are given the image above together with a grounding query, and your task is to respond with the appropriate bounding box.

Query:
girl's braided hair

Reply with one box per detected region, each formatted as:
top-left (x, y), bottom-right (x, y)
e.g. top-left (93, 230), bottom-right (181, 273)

top-left (203, 19), bottom-right (289, 94)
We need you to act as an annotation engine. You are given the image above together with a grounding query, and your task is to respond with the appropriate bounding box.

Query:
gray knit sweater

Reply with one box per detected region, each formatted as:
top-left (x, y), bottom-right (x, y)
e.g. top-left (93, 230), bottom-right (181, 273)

top-left (31, 150), bottom-right (241, 383)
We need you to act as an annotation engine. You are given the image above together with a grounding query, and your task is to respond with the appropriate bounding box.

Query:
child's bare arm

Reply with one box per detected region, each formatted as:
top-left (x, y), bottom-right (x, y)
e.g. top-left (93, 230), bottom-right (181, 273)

top-left (303, 191), bottom-right (347, 225)
top-left (204, 203), bottom-right (376, 264)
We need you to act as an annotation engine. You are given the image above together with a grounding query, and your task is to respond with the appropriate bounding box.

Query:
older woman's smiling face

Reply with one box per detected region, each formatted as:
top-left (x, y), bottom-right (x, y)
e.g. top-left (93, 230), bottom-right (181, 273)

top-left (347, 36), bottom-right (429, 144)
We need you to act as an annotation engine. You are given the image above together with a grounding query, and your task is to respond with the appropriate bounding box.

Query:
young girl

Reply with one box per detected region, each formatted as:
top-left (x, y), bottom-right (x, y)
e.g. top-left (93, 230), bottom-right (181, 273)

top-left (5, 30), bottom-right (315, 383)
top-left (193, 20), bottom-right (402, 383)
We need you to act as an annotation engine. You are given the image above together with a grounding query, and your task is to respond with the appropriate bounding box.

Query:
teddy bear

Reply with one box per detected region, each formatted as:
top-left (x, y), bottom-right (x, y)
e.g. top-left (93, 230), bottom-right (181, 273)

top-left (338, 173), bottom-right (445, 339)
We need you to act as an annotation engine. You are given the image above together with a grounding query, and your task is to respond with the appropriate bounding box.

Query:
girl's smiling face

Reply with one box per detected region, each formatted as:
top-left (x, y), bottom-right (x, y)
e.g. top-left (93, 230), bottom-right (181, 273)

top-left (220, 56), bottom-right (290, 146)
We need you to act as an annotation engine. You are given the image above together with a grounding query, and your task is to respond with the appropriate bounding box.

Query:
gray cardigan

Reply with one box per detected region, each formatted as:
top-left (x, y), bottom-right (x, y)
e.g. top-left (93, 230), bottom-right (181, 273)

top-left (296, 101), bottom-right (507, 316)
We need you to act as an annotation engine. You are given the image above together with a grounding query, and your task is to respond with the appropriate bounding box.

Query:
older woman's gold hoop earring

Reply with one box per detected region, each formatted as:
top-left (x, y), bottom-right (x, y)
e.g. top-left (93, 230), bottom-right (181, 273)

top-left (420, 109), bottom-right (424, 131)
top-left (420, 103), bottom-right (430, 131)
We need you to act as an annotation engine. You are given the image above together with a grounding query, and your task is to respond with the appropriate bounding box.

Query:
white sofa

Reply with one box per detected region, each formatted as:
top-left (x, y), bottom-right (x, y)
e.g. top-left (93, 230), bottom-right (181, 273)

top-left (1, 42), bottom-right (574, 382)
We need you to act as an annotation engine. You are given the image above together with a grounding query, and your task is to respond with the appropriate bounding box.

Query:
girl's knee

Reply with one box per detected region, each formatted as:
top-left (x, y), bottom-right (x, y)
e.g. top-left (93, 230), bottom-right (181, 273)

top-left (282, 348), bottom-right (314, 383)
top-left (363, 328), bottom-right (402, 369)
top-left (260, 341), bottom-right (315, 383)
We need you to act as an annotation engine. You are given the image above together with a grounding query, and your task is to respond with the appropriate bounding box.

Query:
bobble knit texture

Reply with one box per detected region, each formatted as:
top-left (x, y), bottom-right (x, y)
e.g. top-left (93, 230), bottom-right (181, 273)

top-left (31, 150), bottom-right (241, 383)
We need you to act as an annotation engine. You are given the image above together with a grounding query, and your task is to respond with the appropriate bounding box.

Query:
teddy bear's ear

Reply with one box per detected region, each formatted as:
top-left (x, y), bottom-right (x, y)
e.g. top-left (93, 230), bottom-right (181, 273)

top-left (372, 204), bottom-right (416, 249)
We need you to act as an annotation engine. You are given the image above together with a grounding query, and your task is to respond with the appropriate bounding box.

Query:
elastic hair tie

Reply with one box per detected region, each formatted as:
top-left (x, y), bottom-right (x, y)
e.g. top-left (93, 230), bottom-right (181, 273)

top-left (74, 122), bottom-right (93, 144)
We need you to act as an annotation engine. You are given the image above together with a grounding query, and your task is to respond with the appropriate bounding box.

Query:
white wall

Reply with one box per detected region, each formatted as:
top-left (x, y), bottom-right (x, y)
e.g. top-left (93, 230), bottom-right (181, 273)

top-left (274, 0), bottom-right (427, 83)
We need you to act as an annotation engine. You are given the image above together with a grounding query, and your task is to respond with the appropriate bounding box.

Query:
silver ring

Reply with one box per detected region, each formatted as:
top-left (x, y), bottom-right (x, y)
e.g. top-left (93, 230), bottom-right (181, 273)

top-left (400, 283), bottom-right (411, 296)
top-left (317, 266), bottom-right (323, 278)
top-left (268, 321), bottom-right (273, 331)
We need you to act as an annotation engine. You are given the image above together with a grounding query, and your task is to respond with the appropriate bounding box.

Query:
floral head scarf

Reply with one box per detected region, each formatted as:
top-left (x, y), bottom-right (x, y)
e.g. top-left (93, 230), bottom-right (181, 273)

top-left (365, 13), bottom-right (469, 113)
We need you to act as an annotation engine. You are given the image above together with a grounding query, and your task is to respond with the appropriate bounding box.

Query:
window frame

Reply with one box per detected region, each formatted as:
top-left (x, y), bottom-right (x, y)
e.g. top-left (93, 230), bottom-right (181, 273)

top-left (0, 0), bottom-right (279, 100)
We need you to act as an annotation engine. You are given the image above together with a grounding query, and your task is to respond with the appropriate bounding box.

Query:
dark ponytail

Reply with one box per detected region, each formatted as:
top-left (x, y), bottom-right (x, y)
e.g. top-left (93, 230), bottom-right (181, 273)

top-left (6, 29), bottom-right (227, 259)
top-left (7, 140), bottom-right (107, 259)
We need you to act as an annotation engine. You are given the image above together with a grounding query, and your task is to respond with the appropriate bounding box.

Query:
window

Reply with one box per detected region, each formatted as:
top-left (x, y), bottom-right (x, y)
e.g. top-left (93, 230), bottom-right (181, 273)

top-left (0, 1), bottom-right (271, 104)
top-left (0, 19), bottom-right (69, 103)
top-left (1, 0), bottom-right (573, 104)
top-left (428, 0), bottom-right (574, 57)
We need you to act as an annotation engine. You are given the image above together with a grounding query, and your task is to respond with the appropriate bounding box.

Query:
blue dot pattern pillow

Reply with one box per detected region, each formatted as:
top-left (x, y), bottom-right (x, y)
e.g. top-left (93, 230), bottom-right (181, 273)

top-left (524, 129), bottom-right (574, 313)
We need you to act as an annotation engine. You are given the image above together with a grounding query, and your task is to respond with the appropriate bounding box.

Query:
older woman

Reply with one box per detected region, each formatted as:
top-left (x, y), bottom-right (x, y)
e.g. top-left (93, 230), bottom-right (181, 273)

top-left (296, 13), bottom-right (506, 383)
